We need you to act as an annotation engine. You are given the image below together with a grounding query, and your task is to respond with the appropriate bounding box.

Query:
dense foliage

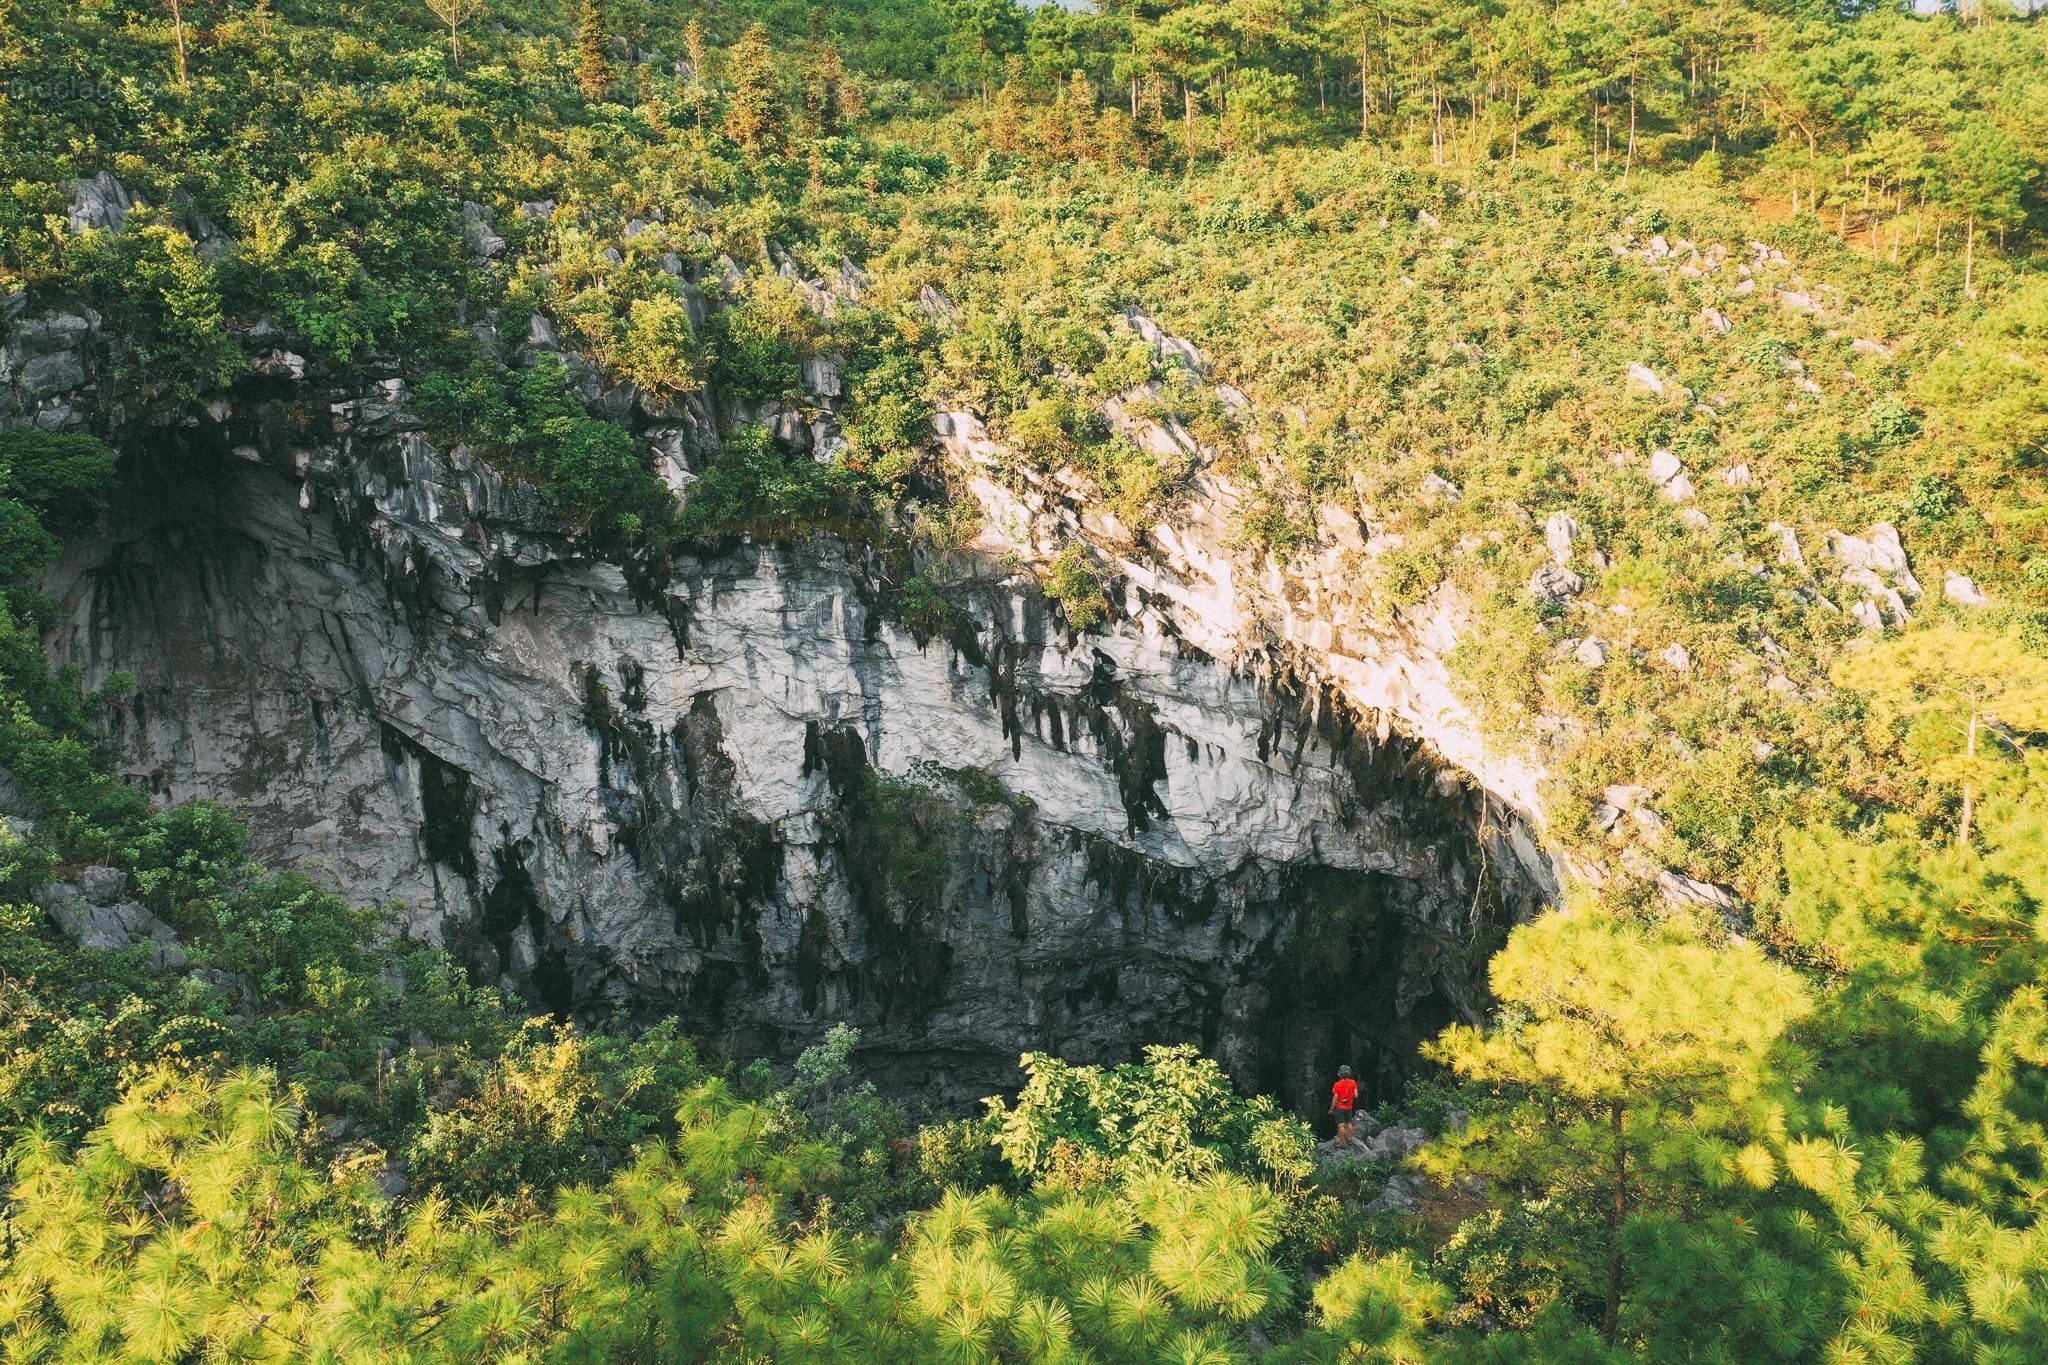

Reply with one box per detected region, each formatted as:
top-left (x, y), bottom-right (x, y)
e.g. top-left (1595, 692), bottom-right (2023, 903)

top-left (2, 0), bottom-right (2046, 1358)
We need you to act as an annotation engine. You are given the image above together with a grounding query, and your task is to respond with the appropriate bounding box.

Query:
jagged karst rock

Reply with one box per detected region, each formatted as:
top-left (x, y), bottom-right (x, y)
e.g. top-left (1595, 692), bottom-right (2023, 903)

top-left (1528, 563), bottom-right (1583, 606)
top-left (40, 871), bottom-right (186, 970)
top-left (461, 202), bottom-right (506, 259)
top-left (1826, 523), bottom-right (1920, 597)
top-left (1545, 514), bottom-right (1579, 565)
top-left (68, 172), bottom-right (140, 235)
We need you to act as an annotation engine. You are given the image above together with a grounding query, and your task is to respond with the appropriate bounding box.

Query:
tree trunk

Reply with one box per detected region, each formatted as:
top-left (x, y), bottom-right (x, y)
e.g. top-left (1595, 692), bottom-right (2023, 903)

top-left (1624, 74), bottom-right (1637, 182)
top-left (1961, 707), bottom-right (1979, 850)
top-left (169, 0), bottom-right (189, 86)
top-left (1361, 28), bottom-right (1370, 138)
top-left (1604, 1098), bottom-right (1628, 1346)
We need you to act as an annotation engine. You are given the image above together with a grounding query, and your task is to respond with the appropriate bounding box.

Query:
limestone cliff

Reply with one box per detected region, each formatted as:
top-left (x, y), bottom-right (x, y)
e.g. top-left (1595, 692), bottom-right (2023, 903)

top-left (10, 283), bottom-right (1551, 1110)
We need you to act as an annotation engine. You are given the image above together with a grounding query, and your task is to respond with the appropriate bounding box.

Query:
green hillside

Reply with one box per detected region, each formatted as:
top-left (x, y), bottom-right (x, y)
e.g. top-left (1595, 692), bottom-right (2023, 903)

top-left (2, 0), bottom-right (2047, 1358)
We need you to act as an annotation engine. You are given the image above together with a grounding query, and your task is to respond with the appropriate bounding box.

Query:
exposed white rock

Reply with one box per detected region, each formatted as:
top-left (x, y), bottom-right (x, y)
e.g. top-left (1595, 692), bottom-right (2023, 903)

top-left (1659, 643), bottom-right (1692, 671)
top-left (1545, 513), bottom-right (1579, 565)
top-left (1657, 869), bottom-right (1739, 914)
top-left (917, 282), bottom-right (958, 322)
top-left (1843, 568), bottom-right (1910, 626)
top-left (1770, 523), bottom-right (1806, 572)
top-left (1679, 508), bottom-right (1710, 531)
top-left (1944, 571), bottom-right (1990, 607)
top-left (1421, 473), bottom-right (1461, 505)
top-left (1574, 637), bottom-right (1609, 668)
top-left (1719, 464), bottom-right (1752, 488)
top-left (1626, 362), bottom-right (1665, 397)
top-left (1699, 306), bottom-right (1734, 336)
top-left (1827, 523), bottom-right (1920, 597)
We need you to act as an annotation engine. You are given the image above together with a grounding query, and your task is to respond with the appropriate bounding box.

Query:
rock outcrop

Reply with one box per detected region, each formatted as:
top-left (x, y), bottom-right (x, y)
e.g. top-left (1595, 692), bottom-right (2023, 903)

top-left (19, 301), bottom-right (1550, 1110)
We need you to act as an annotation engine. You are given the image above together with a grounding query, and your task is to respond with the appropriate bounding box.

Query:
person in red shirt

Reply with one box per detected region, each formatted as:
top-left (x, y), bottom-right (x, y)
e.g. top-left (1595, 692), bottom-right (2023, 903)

top-left (1329, 1066), bottom-right (1360, 1147)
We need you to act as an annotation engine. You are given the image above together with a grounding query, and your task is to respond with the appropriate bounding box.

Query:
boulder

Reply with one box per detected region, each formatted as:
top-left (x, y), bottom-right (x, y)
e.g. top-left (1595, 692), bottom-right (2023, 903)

top-left (1679, 507), bottom-right (1710, 531)
top-left (1528, 563), bottom-right (1583, 606)
top-left (1944, 571), bottom-right (1990, 607)
top-left (253, 349), bottom-right (308, 381)
top-left (20, 351), bottom-right (86, 396)
top-left (1719, 464), bottom-right (1752, 488)
top-left (41, 880), bottom-right (186, 970)
top-left (917, 283), bottom-right (957, 323)
top-left (836, 258), bottom-right (870, 303)
top-left (1, 290), bottom-right (24, 325)
top-left (1574, 637), bottom-right (1609, 669)
top-left (518, 199), bottom-right (556, 221)
top-left (1367, 1124), bottom-right (1428, 1162)
top-left (67, 172), bottom-right (140, 235)
top-left (1699, 306), bottom-right (1734, 336)
top-left (1625, 362), bottom-right (1665, 397)
top-left (1659, 642), bottom-right (1692, 672)
top-left (1770, 522), bottom-right (1806, 572)
top-left (80, 864), bottom-right (128, 906)
top-left (1421, 473), bottom-right (1461, 505)
top-left (1647, 447), bottom-right (1682, 485)
top-left (1777, 289), bottom-right (1821, 315)
top-left (802, 354), bottom-right (843, 400)
top-left (1364, 1173), bottom-right (1420, 1215)
top-left (1657, 869), bottom-right (1740, 915)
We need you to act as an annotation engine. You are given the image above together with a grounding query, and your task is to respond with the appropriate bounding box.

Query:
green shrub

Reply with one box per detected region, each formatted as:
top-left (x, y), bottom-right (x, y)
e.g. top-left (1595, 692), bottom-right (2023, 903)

top-left (1042, 543), bottom-right (1108, 628)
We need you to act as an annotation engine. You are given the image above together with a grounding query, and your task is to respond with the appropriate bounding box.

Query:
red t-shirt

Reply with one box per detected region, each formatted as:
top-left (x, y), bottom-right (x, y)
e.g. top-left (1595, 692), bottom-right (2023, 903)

top-left (1331, 1078), bottom-right (1359, 1111)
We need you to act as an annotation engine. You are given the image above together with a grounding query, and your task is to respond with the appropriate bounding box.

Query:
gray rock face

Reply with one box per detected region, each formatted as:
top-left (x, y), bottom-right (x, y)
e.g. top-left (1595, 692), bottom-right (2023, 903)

top-left (461, 202), bottom-right (506, 259)
top-left (3, 308), bottom-right (98, 428)
top-left (38, 367), bottom-right (1546, 1109)
top-left (68, 172), bottom-right (140, 235)
top-left (41, 870), bottom-right (186, 970)
top-left (1528, 564), bottom-right (1583, 606)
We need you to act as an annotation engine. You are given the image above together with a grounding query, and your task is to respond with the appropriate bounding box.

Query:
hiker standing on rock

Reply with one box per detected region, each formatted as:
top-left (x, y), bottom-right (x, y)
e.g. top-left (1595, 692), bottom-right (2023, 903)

top-left (1329, 1065), bottom-right (1360, 1147)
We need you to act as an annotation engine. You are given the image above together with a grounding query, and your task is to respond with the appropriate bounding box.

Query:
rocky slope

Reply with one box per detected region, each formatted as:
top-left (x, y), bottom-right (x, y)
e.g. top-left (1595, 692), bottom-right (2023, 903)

top-left (7, 218), bottom-right (1555, 1109)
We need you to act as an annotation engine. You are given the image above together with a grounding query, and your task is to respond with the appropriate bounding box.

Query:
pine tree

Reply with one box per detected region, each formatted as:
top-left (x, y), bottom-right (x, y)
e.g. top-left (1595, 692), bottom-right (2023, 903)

top-left (1833, 625), bottom-right (2048, 848)
top-left (803, 39), bottom-right (855, 138)
top-left (576, 0), bottom-right (613, 102)
top-left (989, 56), bottom-right (1029, 157)
top-left (723, 22), bottom-right (783, 156)
top-left (682, 20), bottom-right (708, 127)
top-left (1428, 912), bottom-right (1809, 1346)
